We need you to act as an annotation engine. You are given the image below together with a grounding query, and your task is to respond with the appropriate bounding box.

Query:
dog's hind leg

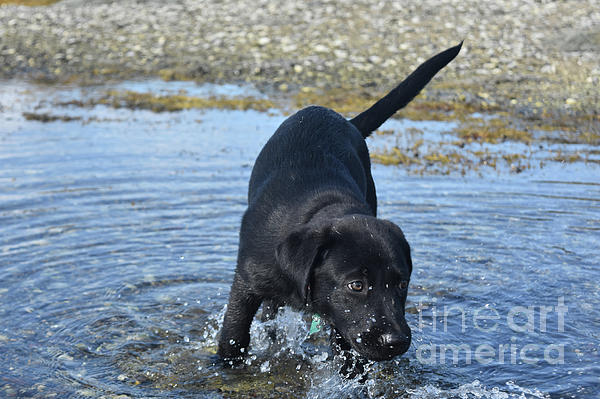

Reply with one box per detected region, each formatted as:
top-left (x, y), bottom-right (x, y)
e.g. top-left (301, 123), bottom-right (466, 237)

top-left (218, 273), bottom-right (262, 360)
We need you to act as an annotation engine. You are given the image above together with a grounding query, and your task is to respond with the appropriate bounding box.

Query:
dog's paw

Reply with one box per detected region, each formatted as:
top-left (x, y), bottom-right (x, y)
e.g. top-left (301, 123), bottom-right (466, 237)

top-left (214, 353), bottom-right (246, 369)
top-left (338, 351), bottom-right (368, 382)
top-left (217, 338), bottom-right (249, 365)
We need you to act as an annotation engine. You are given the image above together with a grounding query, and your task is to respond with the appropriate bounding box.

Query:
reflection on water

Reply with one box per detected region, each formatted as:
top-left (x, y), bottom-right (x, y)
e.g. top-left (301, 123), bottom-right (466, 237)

top-left (0, 81), bottom-right (598, 398)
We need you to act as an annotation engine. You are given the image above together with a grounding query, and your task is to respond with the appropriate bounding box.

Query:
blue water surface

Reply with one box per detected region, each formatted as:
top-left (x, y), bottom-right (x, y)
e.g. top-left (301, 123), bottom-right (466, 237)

top-left (0, 80), bottom-right (598, 398)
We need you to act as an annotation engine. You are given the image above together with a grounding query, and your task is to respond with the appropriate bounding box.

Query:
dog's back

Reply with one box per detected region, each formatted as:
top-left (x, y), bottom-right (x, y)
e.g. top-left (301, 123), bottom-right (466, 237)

top-left (248, 106), bottom-right (371, 209)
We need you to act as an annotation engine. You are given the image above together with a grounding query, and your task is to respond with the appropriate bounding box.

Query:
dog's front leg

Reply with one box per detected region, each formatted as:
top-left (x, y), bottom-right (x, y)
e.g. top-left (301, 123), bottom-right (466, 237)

top-left (218, 274), bottom-right (262, 361)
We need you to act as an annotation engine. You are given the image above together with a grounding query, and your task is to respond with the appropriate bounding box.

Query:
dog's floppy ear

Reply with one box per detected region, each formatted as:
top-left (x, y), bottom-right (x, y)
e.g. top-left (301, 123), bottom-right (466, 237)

top-left (275, 224), bottom-right (330, 305)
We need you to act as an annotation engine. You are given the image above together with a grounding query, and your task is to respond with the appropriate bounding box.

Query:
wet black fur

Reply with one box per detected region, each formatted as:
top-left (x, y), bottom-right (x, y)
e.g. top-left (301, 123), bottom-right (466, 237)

top-left (217, 43), bottom-right (462, 366)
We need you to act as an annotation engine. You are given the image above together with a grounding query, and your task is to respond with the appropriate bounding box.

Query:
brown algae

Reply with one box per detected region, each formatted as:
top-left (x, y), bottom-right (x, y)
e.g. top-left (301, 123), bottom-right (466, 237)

top-left (22, 112), bottom-right (81, 122)
top-left (92, 91), bottom-right (276, 113)
top-left (454, 117), bottom-right (532, 144)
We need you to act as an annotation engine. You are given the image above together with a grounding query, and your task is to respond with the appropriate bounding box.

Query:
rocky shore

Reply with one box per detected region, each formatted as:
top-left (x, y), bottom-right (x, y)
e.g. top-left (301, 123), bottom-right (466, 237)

top-left (1, 0), bottom-right (599, 132)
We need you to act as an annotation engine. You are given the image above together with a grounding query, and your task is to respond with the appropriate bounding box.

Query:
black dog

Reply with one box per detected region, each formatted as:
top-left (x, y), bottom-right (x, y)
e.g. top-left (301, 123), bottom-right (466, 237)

top-left (218, 43), bottom-right (462, 365)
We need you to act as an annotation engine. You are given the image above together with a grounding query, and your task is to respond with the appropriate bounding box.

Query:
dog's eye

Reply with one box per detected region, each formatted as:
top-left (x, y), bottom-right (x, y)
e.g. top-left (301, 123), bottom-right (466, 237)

top-left (348, 281), bottom-right (364, 292)
top-left (399, 280), bottom-right (409, 289)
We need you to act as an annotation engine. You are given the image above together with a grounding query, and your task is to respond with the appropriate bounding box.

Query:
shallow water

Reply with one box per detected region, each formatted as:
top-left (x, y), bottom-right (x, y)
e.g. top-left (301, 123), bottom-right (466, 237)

top-left (0, 81), bottom-right (599, 398)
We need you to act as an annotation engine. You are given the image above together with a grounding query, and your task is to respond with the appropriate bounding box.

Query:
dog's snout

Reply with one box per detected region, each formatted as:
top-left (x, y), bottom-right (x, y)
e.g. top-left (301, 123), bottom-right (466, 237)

top-left (378, 332), bottom-right (409, 348)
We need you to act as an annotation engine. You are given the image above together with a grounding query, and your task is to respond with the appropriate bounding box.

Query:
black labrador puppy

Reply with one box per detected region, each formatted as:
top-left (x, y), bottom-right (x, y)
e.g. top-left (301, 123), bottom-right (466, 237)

top-left (218, 43), bottom-right (462, 365)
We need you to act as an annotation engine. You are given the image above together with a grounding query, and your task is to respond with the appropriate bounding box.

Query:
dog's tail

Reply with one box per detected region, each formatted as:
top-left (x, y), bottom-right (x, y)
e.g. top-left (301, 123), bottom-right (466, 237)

top-left (350, 42), bottom-right (462, 138)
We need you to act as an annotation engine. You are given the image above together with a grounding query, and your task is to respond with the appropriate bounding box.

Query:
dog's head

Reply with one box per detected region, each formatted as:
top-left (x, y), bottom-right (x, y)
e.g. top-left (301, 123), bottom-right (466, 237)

top-left (276, 215), bottom-right (412, 361)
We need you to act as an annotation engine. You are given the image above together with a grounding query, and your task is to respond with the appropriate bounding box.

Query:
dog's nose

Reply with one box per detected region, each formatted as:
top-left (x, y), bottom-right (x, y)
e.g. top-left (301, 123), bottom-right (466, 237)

top-left (378, 332), bottom-right (409, 348)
